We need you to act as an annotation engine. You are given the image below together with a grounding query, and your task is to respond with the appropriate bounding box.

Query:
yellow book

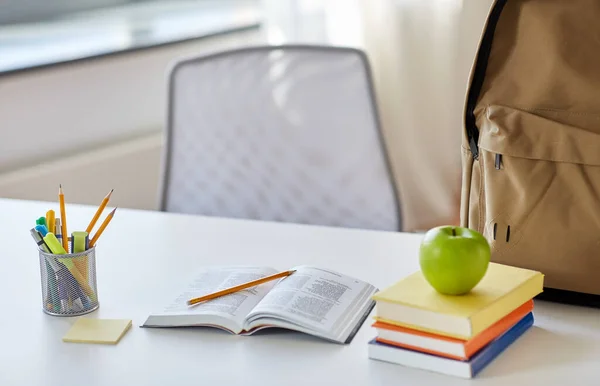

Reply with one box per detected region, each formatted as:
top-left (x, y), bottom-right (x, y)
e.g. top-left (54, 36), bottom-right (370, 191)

top-left (63, 318), bottom-right (132, 344)
top-left (372, 263), bottom-right (544, 339)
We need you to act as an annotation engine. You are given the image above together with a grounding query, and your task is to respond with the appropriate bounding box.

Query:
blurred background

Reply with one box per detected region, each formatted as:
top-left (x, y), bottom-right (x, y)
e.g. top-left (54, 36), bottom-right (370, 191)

top-left (0, 0), bottom-right (494, 232)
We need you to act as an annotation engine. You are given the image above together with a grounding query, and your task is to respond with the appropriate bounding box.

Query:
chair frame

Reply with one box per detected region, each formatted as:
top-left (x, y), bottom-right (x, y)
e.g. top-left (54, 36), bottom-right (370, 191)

top-left (157, 44), bottom-right (403, 231)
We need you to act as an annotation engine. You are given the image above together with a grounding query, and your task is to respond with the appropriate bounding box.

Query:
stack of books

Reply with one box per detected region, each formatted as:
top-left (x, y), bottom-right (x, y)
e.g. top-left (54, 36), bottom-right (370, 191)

top-left (368, 263), bottom-right (544, 378)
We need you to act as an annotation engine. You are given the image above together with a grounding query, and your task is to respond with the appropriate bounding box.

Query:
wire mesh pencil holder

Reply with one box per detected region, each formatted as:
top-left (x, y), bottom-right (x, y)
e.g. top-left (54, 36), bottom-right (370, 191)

top-left (38, 245), bottom-right (99, 316)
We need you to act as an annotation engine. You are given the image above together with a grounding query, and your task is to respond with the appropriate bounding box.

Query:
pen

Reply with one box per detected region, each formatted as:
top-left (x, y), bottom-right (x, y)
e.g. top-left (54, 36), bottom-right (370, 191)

top-left (45, 256), bottom-right (70, 312)
top-left (64, 271), bottom-right (88, 311)
top-left (62, 269), bottom-right (85, 311)
top-left (55, 218), bottom-right (62, 245)
top-left (187, 270), bottom-right (296, 306)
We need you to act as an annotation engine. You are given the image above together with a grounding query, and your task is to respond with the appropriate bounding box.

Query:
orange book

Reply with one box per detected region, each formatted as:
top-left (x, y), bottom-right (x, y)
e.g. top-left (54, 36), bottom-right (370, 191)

top-left (373, 300), bottom-right (534, 360)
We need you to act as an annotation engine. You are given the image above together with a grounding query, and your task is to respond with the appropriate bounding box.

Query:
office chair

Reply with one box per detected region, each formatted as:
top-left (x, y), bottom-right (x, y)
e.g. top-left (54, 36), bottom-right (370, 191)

top-left (158, 45), bottom-right (402, 231)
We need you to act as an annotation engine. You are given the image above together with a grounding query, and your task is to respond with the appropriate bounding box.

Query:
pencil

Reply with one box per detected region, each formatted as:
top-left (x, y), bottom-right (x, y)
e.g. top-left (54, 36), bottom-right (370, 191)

top-left (89, 207), bottom-right (117, 248)
top-left (187, 270), bottom-right (295, 306)
top-left (86, 189), bottom-right (113, 233)
top-left (58, 185), bottom-right (68, 252)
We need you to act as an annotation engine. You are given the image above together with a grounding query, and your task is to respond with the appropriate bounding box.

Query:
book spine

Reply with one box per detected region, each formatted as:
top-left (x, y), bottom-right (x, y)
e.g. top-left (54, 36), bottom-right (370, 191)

top-left (471, 312), bottom-right (534, 377)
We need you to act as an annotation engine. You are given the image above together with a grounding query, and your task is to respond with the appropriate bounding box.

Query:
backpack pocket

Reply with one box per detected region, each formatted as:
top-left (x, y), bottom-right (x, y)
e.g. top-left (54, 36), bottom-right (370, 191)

top-left (472, 104), bottom-right (600, 295)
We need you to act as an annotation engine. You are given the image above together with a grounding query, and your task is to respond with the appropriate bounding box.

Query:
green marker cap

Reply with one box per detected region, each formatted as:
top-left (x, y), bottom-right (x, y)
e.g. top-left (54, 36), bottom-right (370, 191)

top-left (36, 216), bottom-right (47, 226)
top-left (72, 231), bottom-right (89, 253)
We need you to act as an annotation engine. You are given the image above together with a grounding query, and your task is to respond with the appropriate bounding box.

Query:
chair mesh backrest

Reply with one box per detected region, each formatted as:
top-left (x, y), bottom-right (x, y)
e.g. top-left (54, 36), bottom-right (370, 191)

top-left (160, 46), bottom-right (401, 231)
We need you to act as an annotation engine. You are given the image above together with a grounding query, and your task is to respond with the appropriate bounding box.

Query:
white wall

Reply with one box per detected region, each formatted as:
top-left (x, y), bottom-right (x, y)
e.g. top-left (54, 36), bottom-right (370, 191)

top-left (0, 29), bottom-right (261, 209)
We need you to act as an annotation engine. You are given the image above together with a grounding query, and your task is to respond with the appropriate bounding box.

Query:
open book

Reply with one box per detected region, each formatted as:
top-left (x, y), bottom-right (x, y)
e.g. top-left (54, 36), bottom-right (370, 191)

top-left (142, 265), bottom-right (377, 344)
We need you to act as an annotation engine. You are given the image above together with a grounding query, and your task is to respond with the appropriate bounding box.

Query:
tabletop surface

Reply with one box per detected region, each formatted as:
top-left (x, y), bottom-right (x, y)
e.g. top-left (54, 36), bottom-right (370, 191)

top-left (1, 198), bottom-right (599, 386)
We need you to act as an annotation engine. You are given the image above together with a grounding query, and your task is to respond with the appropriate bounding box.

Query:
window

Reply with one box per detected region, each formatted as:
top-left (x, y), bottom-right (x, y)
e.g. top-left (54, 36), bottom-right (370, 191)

top-left (0, 0), bottom-right (261, 73)
top-left (0, 1), bottom-right (140, 25)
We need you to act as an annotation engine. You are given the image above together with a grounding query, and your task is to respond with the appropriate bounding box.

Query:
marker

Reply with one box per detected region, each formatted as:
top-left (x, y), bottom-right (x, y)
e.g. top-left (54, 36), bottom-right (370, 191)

top-left (35, 224), bottom-right (49, 237)
top-left (36, 216), bottom-right (47, 227)
top-left (71, 231), bottom-right (89, 282)
top-left (30, 229), bottom-right (59, 312)
top-left (30, 229), bottom-right (50, 253)
top-left (43, 233), bottom-right (67, 254)
top-left (71, 231), bottom-right (89, 253)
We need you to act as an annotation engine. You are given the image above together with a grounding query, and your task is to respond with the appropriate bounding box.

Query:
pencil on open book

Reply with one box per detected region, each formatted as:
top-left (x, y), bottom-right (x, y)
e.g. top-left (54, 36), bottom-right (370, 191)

top-left (187, 270), bottom-right (296, 306)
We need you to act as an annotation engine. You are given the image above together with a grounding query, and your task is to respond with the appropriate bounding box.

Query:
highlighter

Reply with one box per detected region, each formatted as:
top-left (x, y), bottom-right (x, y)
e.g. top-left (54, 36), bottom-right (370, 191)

top-left (44, 233), bottom-right (67, 254)
top-left (71, 231), bottom-right (89, 282)
top-left (43, 233), bottom-right (97, 302)
top-left (46, 210), bottom-right (56, 236)
top-left (71, 231), bottom-right (88, 253)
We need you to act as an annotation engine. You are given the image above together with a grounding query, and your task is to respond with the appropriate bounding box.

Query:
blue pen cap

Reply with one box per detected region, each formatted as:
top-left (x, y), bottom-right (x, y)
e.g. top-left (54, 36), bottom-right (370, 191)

top-left (35, 224), bottom-right (49, 236)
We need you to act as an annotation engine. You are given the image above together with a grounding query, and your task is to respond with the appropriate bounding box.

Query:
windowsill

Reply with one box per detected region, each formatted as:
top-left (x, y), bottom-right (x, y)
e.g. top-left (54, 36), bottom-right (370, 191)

top-left (0, 0), bottom-right (262, 75)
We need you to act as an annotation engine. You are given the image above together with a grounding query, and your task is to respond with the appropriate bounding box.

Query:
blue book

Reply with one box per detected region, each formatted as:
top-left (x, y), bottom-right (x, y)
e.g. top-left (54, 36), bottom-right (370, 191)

top-left (368, 312), bottom-right (534, 378)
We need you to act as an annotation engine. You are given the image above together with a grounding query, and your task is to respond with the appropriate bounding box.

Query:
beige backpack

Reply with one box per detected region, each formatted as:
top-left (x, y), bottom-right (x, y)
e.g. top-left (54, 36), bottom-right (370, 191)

top-left (460, 0), bottom-right (600, 305)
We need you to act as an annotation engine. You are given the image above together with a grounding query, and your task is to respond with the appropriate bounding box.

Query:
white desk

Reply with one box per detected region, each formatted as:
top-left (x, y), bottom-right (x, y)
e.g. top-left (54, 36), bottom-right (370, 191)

top-left (2, 198), bottom-right (599, 386)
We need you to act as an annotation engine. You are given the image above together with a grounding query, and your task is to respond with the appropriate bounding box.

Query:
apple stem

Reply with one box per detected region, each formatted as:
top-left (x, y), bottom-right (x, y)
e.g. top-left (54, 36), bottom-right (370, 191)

top-left (452, 228), bottom-right (456, 237)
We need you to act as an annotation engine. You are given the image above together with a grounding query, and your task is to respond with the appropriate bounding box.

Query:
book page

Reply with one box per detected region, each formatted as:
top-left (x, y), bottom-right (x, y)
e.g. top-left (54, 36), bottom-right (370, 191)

top-left (151, 266), bottom-right (279, 328)
top-left (246, 266), bottom-right (375, 339)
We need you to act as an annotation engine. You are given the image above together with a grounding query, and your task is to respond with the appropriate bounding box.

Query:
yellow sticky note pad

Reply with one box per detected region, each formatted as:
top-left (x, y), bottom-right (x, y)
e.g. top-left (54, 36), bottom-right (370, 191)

top-left (63, 318), bottom-right (132, 344)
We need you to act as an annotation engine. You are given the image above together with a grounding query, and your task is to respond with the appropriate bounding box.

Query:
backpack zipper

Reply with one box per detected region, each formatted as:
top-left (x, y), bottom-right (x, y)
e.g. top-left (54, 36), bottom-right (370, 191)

top-left (495, 154), bottom-right (502, 169)
top-left (465, 0), bottom-right (508, 160)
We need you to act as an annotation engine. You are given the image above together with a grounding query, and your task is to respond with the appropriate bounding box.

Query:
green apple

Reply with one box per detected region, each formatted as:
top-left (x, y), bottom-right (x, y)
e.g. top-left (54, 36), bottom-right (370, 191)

top-left (419, 226), bottom-right (490, 295)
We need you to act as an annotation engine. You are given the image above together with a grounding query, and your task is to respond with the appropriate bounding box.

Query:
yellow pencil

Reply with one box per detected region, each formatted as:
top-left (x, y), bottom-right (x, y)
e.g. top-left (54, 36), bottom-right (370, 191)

top-left (187, 270), bottom-right (295, 306)
top-left (58, 185), bottom-right (68, 252)
top-left (89, 207), bottom-right (117, 248)
top-left (86, 189), bottom-right (113, 233)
